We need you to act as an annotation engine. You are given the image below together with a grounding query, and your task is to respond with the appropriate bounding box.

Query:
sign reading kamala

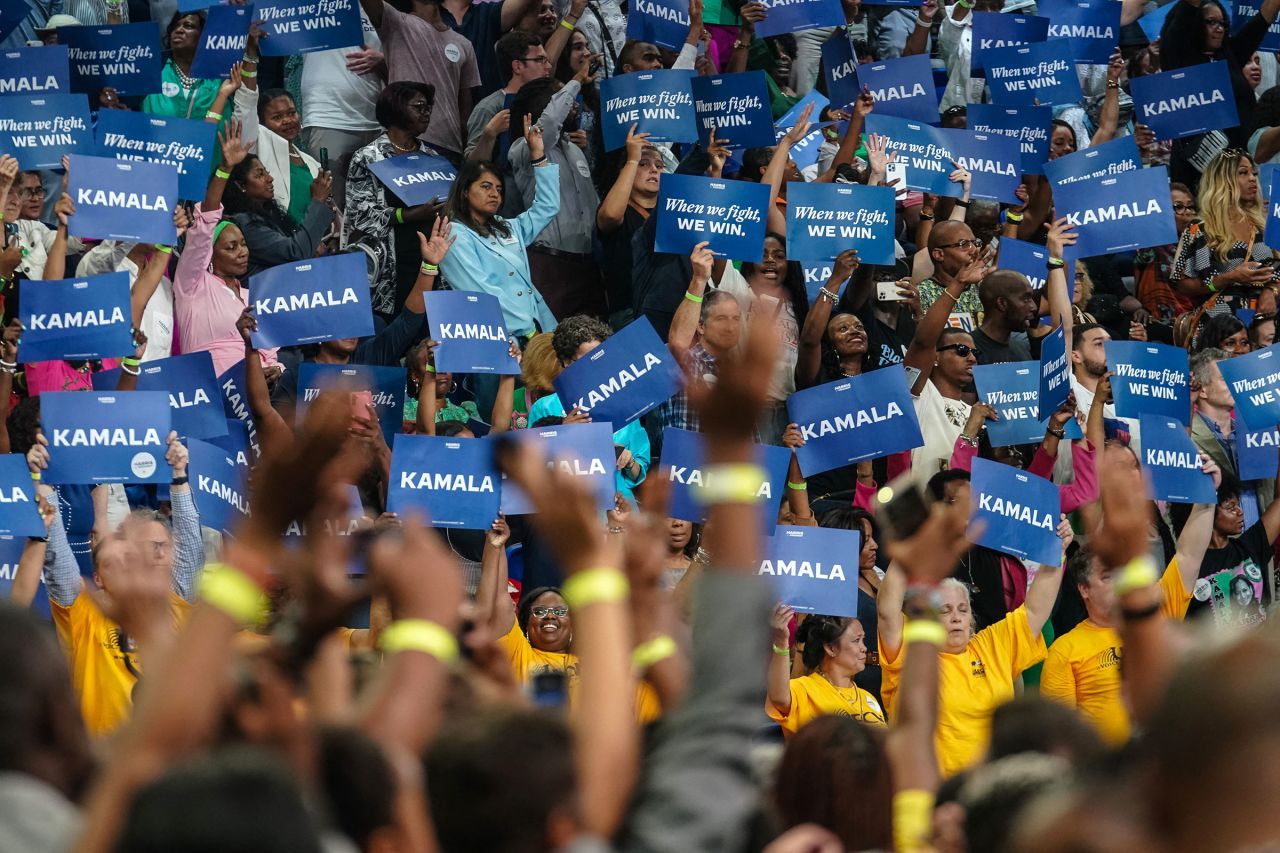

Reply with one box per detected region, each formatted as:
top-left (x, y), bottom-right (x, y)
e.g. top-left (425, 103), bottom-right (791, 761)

top-left (600, 69), bottom-right (696, 150)
top-left (248, 253), bottom-right (373, 349)
top-left (18, 273), bottom-right (132, 363)
top-left (1107, 341), bottom-right (1191, 426)
top-left (863, 115), bottom-right (1020, 202)
top-left (0, 454), bottom-right (47, 538)
top-left (297, 363), bottom-right (405, 444)
top-left (983, 40), bottom-right (1082, 106)
top-left (367, 153), bottom-right (456, 206)
top-left (95, 110), bottom-right (217, 202)
top-left (1041, 0), bottom-right (1121, 64)
top-left (1038, 324), bottom-right (1070, 420)
top-left (67, 154), bottom-right (177, 245)
top-left (499, 422), bottom-right (617, 515)
top-left (61, 23), bottom-right (162, 95)
top-left (1129, 62), bottom-right (1238, 141)
top-left (186, 437), bottom-right (250, 535)
top-left (424, 291), bottom-right (521, 375)
top-left (0, 94), bottom-right (90, 170)
top-left (552, 317), bottom-right (681, 428)
top-left (256, 0), bottom-right (363, 55)
top-left (1140, 414), bottom-right (1215, 504)
top-left (41, 391), bottom-right (171, 485)
top-left (786, 182), bottom-right (895, 265)
top-left (691, 72), bottom-right (774, 148)
top-left (787, 366), bottom-right (923, 475)
top-left (1217, 343), bottom-right (1280, 431)
top-left (970, 13), bottom-right (1048, 75)
top-left (387, 434), bottom-right (500, 529)
top-left (625, 0), bottom-right (689, 50)
top-left (970, 458), bottom-right (1062, 566)
top-left (821, 34), bottom-right (859, 110)
top-left (854, 54), bottom-right (938, 124)
top-left (760, 526), bottom-right (862, 617)
top-left (1237, 424), bottom-right (1280, 480)
top-left (655, 172), bottom-right (768, 261)
top-left (754, 0), bottom-right (844, 38)
top-left (1043, 135), bottom-right (1140, 188)
top-left (662, 427), bottom-right (792, 532)
top-left (92, 352), bottom-right (228, 440)
top-left (967, 104), bottom-right (1050, 175)
top-left (1051, 165), bottom-right (1177, 257)
top-left (973, 361), bottom-right (1083, 447)
top-left (190, 3), bottom-right (253, 79)
top-left (0, 45), bottom-right (69, 94)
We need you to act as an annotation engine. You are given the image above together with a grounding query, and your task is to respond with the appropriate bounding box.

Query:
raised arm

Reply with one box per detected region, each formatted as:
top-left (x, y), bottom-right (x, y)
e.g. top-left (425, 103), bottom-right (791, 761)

top-left (597, 125), bottom-right (650, 233)
top-left (43, 192), bottom-right (73, 281)
top-left (667, 243), bottom-right (714, 362)
top-left (236, 310), bottom-right (293, 458)
top-left (474, 515), bottom-right (515, 638)
top-left (1044, 217), bottom-right (1077, 348)
top-left (203, 120), bottom-right (252, 213)
top-left (1024, 518), bottom-right (1072, 635)
top-left (904, 251), bottom-right (986, 393)
top-left (903, 0), bottom-right (938, 57)
top-left (545, 0), bottom-right (587, 67)
top-left (1090, 52), bottom-right (1125, 146)
top-left (489, 342), bottom-right (521, 432)
top-left (760, 102), bottom-right (813, 235)
top-left (132, 209), bottom-right (188, 329)
top-left (795, 249), bottom-right (858, 389)
top-left (164, 433), bottom-right (205, 602)
top-left (766, 602), bottom-right (795, 715)
top-left (726, 2), bottom-right (764, 73)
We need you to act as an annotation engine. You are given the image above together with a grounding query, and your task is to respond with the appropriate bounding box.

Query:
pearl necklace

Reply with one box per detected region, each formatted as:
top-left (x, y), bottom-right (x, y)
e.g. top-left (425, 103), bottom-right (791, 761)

top-left (173, 61), bottom-right (197, 91)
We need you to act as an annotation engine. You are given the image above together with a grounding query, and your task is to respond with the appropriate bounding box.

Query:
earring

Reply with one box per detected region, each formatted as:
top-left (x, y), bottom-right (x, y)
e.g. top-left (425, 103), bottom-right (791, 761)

top-left (449, 380), bottom-right (457, 394)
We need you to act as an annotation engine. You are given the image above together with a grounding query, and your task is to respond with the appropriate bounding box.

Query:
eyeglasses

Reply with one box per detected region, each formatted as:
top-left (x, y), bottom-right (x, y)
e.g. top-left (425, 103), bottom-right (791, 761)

top-left (532, 605), bottom-right (569, 618)
top-left (937, 342), bottom-right (982, 358)
top-left (937, 239), bottom-right (983, 250)
top-left (406, 99), bottom-right (431, 114)
top-left (17, 187), bottom-right (45, 199)
top-left (1172, 202), bottom-right (1197, 212)
top-left (517, 55), bottom-right (552, 65)
top-left (1203, 17), bottom-right (1226, 28)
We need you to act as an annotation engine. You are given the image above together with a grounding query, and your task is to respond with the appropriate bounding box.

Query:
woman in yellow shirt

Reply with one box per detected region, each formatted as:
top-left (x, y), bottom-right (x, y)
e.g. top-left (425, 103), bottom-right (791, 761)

top-left (767, 608), bottom-right (887, 735)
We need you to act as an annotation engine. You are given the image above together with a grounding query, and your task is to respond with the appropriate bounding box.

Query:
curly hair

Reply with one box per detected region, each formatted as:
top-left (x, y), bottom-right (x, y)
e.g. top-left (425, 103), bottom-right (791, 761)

top-left (1198, 149), bottom-right (1266, 260)
top-left (551, 315), bottom-right (611, 365)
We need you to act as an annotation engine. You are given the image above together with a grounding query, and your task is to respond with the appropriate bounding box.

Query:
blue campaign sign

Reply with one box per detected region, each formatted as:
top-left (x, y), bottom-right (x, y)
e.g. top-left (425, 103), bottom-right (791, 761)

top-left (190, 3), bottom-right (253, 79)
top-left (1218, 343), bottom-right (1280, 431)
top-left (821, 34), bottom-right (860, 110)
top-left (1138, 0), bottom-right (1173, 41)
top-left (663, 427), bottom-right (791, 532)
top-left (974, 361), bottom-right (1083, 447)
top-left (984, 40), bottom-right (1082, 106)
top-left (787, 366), bottom-right (924, 475)
top-left (552, 316), bottom-right (681, 428)
top-left (0, 454), bottom-right (46, 537)
top-left (41, 391), bottom-right (171, 485)
top-left (1042, 0), bottom-right (1121, 64)
top-left (1052, 165), bottom-right (1177, 257)
top-left (248, 253), bottom-right (374, 349)
top-left (1232, 0), bottom-right (1280, 52)
top-left (186, 437), bottom-right (250, 534)
top-left (1130, 62), bottom-right (1239, 141)
top-left (0, 93), bottom-right (90, 171)
top-left (0, 45), bottom-right (69, 94)
top-left (61, 23), bottom-right (162, 96)
top-left (777, 88), bottom-right (829, 132)
top-left (967, 104), bottom-right (1050, 175)
top-left (67, 154), bottom-right (177, 245)
top-left (691, 72), bottom-right (774, 149)
top-left (424, 290), bottom-right (521, 375)
top-left (776, 123), bottom-right (829, 173)
top-left (1042, 135), bottom-right (1140, 188)
top-left (1107, 341), bottom-right (1191, 426)
top-left (387, 434), bottom-right (500, 529)
top-left (600, 69), bottom-right (696, 151)
top-left (970, 13), bottom-right (1048, 75)
top-left (367, 153), bottom-right (456, 206)
top-left (997, 237), bottom-right (1073, 292)
top-left (94, 110), bottom-right (218, 202)
top-left (855, 54), bottom-right (938, 125)
top-left (864, 114), bottom-right (954, 197)
top-left (217, 361), bottom-right (262, 460)
top-left (655, 172), bottom-right (769, 261)
top-left (18, 273), bottom-right (132, 362)
top-left (1238, 425), bottom-right (1280, 480)
top-left (948, 128), bottom-right (1021, 204)
top-left (1140, 414), bottom-right (1215, 503)
top-left (755, 0), bottom-right (843, 37)
top-left (296, 363), bottom-right (405, 445)
top-left (0, 0), bottom-right (30, 43)
top-left (625, 0), bottom-right (689, 49)
top-left (257, 0), bottom-right (363, 55)
top-left (802, 261), bottom-right (838, 304)
top-left (786, 181), bottom-right (895, 264)
top-left (499, 422), bottom-right (616, 515)
top-left (760, 525), bottom-right (862, 616)
top-left (206, 417), bottom-right (250, 463)
top-left (1266, 169), bottom-right (1280, 250)
top-left (1038, 324), bottom-right (1070, 419)
top-left (970, 458), bottom-right (1062, 566)
top-left (93, 352), bottom-right (229, 440)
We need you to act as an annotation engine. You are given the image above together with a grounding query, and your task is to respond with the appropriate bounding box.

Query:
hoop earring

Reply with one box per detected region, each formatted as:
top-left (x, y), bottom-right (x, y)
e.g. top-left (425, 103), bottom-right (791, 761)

top-left (449, 380), bottom-right (457, 394)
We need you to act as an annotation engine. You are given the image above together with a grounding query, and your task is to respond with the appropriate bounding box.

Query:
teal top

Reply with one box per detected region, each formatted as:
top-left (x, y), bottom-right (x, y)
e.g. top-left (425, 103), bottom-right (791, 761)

top-left (141, 60), bottom-right (228, 124)
top-left (526, 393), bottom-right (650, 503)
top-left (287, 160), bottom-right (312, 225)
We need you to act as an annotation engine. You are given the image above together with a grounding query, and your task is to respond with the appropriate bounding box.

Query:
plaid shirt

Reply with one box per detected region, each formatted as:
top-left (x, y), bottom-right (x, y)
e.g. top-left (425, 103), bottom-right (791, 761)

top-left (656, 345), bottom-right (719, 435)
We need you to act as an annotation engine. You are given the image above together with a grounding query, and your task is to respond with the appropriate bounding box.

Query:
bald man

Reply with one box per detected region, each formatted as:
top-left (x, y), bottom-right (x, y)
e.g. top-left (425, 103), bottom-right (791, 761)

top-left (917, 220), bottom-right (985, 327)
top-left (972, 269), bottom-right (1039, 364)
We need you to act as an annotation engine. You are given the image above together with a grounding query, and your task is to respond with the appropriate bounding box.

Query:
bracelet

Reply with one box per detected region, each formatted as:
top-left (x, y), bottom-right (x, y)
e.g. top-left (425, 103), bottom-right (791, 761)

top-left (786, 480), bottom-right (806, 490)
top-left (1047, 256), bottom-right (1065, 269)
top-left (29, 471), bottom-right (39, 482)
top-left (215, 168), bottom-right (231, 180)
top-left (684, 290), bottom-right (704, 304)
top-left (1004, 211), bottom-right (1024, 223)
top-left (1106, 79), bottom-right (1121, 90)
top-left (607, 524), bottom-right (625, 534)
top-left (121, 362), bottom-right (141, 376)
top-left (239, 68), bottom-right (257, 78)
top-left (205, 110), bottom-right (222, 121)
top-left (918, 212), bottom-right (934, 222)
top-left (155, 245), bottom-right (172, 255)
top-left (171, 475), bottom-right (189, 486)
top-left (626, 159), bottom-right (640, 165)
top-left (937, 289), bottom-right (958, 305)
top-left (395, 207), bottom-right (405, 224)
top-left (1046, 426), bottom-right (1066, 439)
top-left (1113, 555), bottom-right (1159, 596)
top-left (1205, 276), bottom-right (1218, 294)
top-left (122, 356), bottom-right (140, 367)
top-left (420, 262), bottom-right (439, 274)
top-left (199, 562), bottom-right (268, 627)
top-left (562, 566), bottom-right (630, 609)
top-left (772, 643), bottom-right (791, 657)
top-left (819, 287), bottom-right (839, 303)
top-left (633, 634), bottom-right (678, 670)
top-left (380, 618), bottom-right (460, 664)
top-left (531, 155), bottom-right (548, 167)
top-left (559, 17), bottom-right (575, 29)
top-left (423, 364), bottom-right (436, 373)
top-left (958, 432), bottom-right (979, 448)
top-left (694, 463), bottom-right (768, 505)
top-left (902, 619), bottom-right (946, 646)
top-left (956, 0), bottom-right (973, 8)
top-left (955, 199), bottom-right (970, 208)
top-left (1120, 601), bottom-right (1161, 621)
top-left (733, 39), bottom-right (748, 50)
top-left (243, 53), bottom-right (260, 63)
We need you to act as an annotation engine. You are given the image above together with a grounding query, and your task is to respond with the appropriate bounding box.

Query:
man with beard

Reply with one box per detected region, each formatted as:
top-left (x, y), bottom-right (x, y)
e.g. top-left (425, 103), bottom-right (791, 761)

top-left (1069, 322), bottom-right (1141, 451)
top-left (972, 270), bottom-right (1038, 365)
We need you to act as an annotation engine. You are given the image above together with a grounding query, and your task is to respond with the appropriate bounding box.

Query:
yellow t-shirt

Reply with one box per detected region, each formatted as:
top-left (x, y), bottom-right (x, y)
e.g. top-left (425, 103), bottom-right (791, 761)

top-left (1039, 560), bottom-right (1191, 746)
top-left (52, 591), bottom-right (191, 737)
top-left (765, 672), bottom-right (887, 736)
top-left (881, 604), bottom-right (1047, 777)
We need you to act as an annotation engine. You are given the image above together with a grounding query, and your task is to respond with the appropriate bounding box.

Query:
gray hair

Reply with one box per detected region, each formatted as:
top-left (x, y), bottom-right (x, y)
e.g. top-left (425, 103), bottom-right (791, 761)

top-left (1190, 346), bottom-right (1231, 388)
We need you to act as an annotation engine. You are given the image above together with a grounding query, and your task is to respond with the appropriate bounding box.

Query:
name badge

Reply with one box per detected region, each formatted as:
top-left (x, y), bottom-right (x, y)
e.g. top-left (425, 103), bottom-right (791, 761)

top-left (498, 233), bottom-right (519, 245)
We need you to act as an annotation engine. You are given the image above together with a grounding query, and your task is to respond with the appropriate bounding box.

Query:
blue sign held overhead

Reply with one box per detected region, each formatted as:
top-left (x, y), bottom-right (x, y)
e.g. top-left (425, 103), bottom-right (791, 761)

top-left (1129, 62), bottom-right (1239, 141)
top-left (967, 103), bottom-right (1050, 175)
top-left (787, 366), bottom-right (924, 476)
top-left (367, 153), bottom-right (457, 206)
top-left (0, 0), bottom-right (32, 44)
top-left (1041, 0), bottom-right (1121, 64)
top-left (92, 351), bottom-right (229, 441)
top-left (691, 71), bottom-right (775, 149)
top-left (67, 153), bottom-right (178, 245)
top-left (499, 422), bottom-right (617, 515)
top-left (552, 316), bottom-right (681, 428)
top-left (947, 128), bottom-right (1022, 204)
top-left (1218, 343), bottom-right (1280, 431)
top-left (855, 54), bottom-right (938, 125)
top-left (662, 427), bottom-right (792, 533)
top-left (970, 458), bottom-right (1063, 566)
top-left (755, 0), bottom-right (844, 37)
top-left (864, 114), bottom-right (1019, 202)
top-left (1232, 0), bottom-right (1280, 51)
top-left (600, 69), bottom-right (697, 151)
top-left (786, 181), bottom-right (895, 265)
top-left (0, 454), bottom-right (48, 537)
top-left (1139, 414), bottom-right (1216, 503)
top-left (186, 436), bottom-right (250, 535)
top-left (424, 290), bottom-right (521, 375)
top-left (821, 33), bottom-right (860, 110)
top-left (1237, 424), bottom-right (1280, 480)
top-left (0, 44), bottom-right (69, 94)
top-left (387, 434), bottom-right (501, 529)
top-left (256, 0), bottom-right (364, 55)
top-left (296, 362), bottom-right (406, 445)
top-left (970, 13), bottom-right (1048, 75)
top-left (1107, 341), bottom-right (1191, 426)
top-left (190, 3), bottom-right (253, 79)
top-left (1038, 324), bottom-right (1070, 420)
top-left (61, 23), bottom-right (163, 95)
top-left (973, 361), bottom-right (1083, 447)
top-left (655, 172), bottom-right (769, 261)
top-left (41, 391), bottom-right (172, 485)
top-left (0, 93), bottom-right (90, 171)
top-left (18, 273), bottom-right (133, 363)
top-left (983, 40), bottom-right (1082, 106)
top-left (1052, 165), bottom-right (1178, 257)
top-left (248, 253), bottom-right (374, 349)
top-left (625, 0), bottom-right (690, 49)
top-left (217, 361), bottom-right (262, 460)
top-left (760, 525), bottom-right (862, 616)
top-left (1266, 168), bottom-right (1280, 251)
top-left (94, 110), bottom-right (218, 202)
top-left (1043, 135), bottom-right (1141, 188)
top-left (997, 237), bottom-right (1072, 293)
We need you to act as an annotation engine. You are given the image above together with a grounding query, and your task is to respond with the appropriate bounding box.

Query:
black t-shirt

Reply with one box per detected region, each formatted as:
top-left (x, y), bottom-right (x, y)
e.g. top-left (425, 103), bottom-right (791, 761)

top-left (597, 205), bottom-right (647, 318)
top-left (853, 300), bottom-right (915, 370)
top-left (1187, 521), bottom-right (1273, 627)
top-left (972, 327), bottom-right (1031, 365)
top-left (441, 1), bottom-right (503, 97)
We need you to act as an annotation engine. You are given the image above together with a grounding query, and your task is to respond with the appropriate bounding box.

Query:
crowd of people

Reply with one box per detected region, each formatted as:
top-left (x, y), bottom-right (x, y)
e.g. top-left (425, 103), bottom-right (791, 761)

top-left (5, 0), bottom-right (1280, 850)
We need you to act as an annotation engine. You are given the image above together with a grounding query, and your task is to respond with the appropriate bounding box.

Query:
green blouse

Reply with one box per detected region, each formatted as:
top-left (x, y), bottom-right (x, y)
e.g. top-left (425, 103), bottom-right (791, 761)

top-left (287, 160), bottom-right (312, 225)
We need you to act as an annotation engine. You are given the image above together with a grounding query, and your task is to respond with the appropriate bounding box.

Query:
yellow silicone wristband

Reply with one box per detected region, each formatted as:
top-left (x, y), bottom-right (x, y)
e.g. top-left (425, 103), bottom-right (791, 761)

top-left (632, 634), bottom-right (678, 671)
top-left (215, 168), bottom-right (231, 180)
top-left (562, 567), bottom-right (629, 609)
top-left (894, 789), bottom-right (936, 853)
top-left (240, 68), bottom-right (257, 78)
top-left (560, 17), bottom-right (575, 29)
top-left (684, 290), bottom-right (704, 303)
top-left (693, 463), bottom-right (768, 505)
top-left (379, 619), bottom-right (460, 664)
top-left (154, 245), bottom-right (172, 254)
top-left (395, 207), bottom-right (405, 224)
top-left (903, 619), bottom-right (946, 646)
top-left (30, 471), bottom-right (40, 482)
top-left (199, 563), bottom-right (268, 627)
top-left (1113, 555), bottom-right (1159, 596)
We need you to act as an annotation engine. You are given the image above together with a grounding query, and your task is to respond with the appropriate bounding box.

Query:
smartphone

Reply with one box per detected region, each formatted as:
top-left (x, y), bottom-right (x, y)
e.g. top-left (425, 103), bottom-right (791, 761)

top-left (886, 161), bottom-right (908, 200)
top-left (531, 670), bottom-right (568, 708)
top-left (589, 58), bottom-right (602, 76)
top-left (350, 390), bottom-right (373, 426)
top-left (872, 473), bottom-right (934, 543)
top-left (876, 279), bottom-right (906, 302)
top-left (319, 147), bottom-right (330, 172)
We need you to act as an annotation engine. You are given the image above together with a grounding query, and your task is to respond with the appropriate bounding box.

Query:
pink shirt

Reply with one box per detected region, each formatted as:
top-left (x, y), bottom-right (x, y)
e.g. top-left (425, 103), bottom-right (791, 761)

top-left (174, 204), bottom-right (277, 377)
top-left (26, 359), bottom-right (121, 396)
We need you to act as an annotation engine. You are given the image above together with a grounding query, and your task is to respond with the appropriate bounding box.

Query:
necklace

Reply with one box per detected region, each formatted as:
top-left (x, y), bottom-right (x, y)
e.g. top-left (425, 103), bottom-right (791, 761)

top-left (388, 136), bottom-right (418, 154)
top-left (173, 61), bottom-right (197, 91)
top-left (817, 670), bottom-right (863, 709)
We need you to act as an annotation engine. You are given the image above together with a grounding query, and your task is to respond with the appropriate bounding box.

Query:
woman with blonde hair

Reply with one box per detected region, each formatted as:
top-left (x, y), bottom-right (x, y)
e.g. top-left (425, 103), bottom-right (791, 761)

top-left (513, 332), bottom-right (559, 429)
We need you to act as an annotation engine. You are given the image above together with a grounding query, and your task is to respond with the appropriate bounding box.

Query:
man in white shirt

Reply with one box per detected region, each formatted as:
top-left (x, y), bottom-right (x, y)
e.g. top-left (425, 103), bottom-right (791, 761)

top-left (1069, 321), bottom-right (1141, 452)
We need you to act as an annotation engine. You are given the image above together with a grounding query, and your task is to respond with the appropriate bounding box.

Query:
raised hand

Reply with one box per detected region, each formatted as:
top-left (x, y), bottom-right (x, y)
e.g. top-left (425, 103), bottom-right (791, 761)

top-left (53, 192), bottom-right (75, 228)
top-left (1045, 216), bottom-right (1078, 259)
top-left (781, 101), bottom-right (815, 147)
top-left (417, 215), bottom-right (456, 266)
top-left (217, 119), bottom-right (254, 169)
top-left (690, 240), bottom-right (714, 283)
top-left (853, 85), bottom-right (875, 118)
top-left (524, 114), bottom-right (545, 162)
top-left (947, 159), bottom-right (971, 196)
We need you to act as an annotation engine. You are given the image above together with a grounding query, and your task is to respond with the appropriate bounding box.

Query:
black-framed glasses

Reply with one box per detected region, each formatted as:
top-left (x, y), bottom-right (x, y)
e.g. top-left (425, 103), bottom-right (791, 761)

top-left (532, 605), bottom-right (569, 618)
top-left (17, 186), bottom-right (45, 199)
top-left (517, 54), bottom-right (551, 65)
top-left (937, 238), bottom-right (983, 250)
top-left (1172, 202), bottom-right (1197, 212)
top-left (1203, 17), bottom-right (1226, 28)
top-left (937, 342), bottom-right (982, 359)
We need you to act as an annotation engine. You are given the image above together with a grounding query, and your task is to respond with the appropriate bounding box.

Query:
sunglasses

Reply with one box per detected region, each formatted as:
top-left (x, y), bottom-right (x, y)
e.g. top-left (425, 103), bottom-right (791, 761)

top-left (937, 239), bottom-right (983, 250)
top-left (532, 605), bottom-right (569, 618)
top-left (942, 105), bottom-right (967, 117)
top-left (937, 343), bottom-right (982, 358)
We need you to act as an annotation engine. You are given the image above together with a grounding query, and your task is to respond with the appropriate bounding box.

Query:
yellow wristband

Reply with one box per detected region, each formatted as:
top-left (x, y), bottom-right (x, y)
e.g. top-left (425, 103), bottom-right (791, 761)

top-left (894, 789), bottom-right (936, 853)
top-left (239, 68), bottom-right (257, 78)
top-left (560, 17), bottom-right (575, 29)
top-left (199, 562), bottom-right (268, 627)
top-left (420, 262), bottom-right (439, 274)
top-left (562, 567), bottom-right (629, 609)
top-left (786, 480), bottom-right (806, 490)
top-left (632, 634), bottom-right (678, 671)
top-left (215, 168), bottom-right (231, 180)
top-left (902, 619), bottom-right (946, 646)
top-left (772, 643), bottom-right (791, 657)
top-left (205, 110), bottom-right (222, 121)
top-left (684, 290), bottom-right (704, 304)
top-left (380, 618), bottom-right (460, 664)
top-left (1113, 554), bottom-right (1159, 596)
top-left (154, 245), bottom-right (172, 254)
top-left (693, 463), bottom-right (768, 505)
top-left (1004, 211), bottom-right (1024, 223)
top-left (30, 471), bottom-right (40, 482)
top-left (395, 207), bottom-right (405, 224)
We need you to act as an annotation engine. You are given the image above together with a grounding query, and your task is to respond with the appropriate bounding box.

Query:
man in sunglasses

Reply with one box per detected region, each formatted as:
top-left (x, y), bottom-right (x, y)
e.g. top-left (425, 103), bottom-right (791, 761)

top-left (918, 220), bottom-right (986, 330)
top-left (971, 270), bottom-right (1038, 365)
